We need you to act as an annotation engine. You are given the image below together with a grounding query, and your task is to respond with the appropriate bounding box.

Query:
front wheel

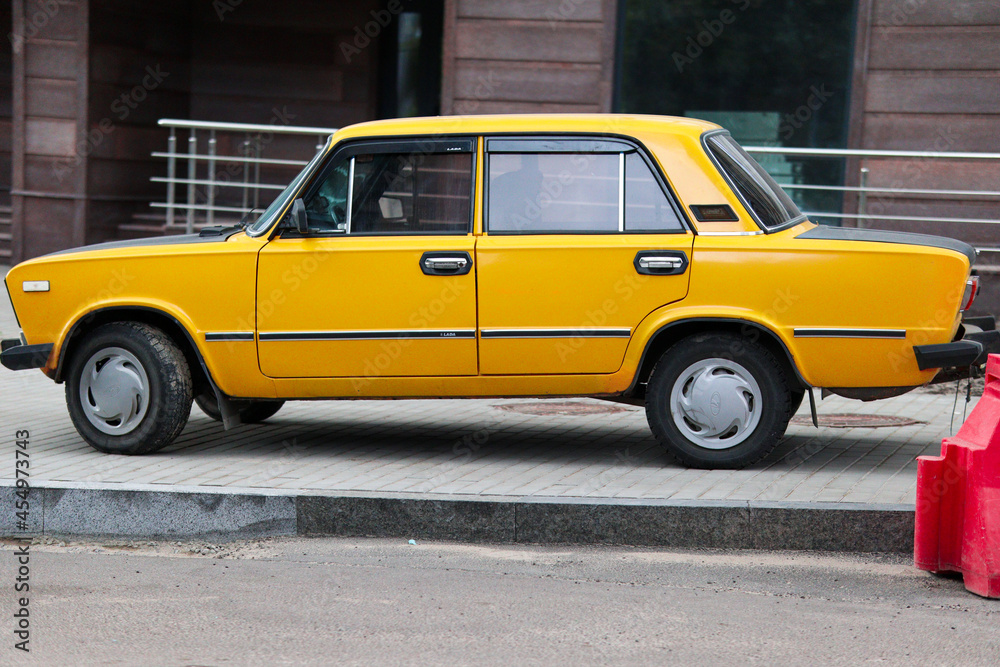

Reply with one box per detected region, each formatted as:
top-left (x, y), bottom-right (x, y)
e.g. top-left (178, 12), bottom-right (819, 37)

top-left (66, 323), bottom-right (193, 455)
top-left (645, 333), bottom-right (792, 469)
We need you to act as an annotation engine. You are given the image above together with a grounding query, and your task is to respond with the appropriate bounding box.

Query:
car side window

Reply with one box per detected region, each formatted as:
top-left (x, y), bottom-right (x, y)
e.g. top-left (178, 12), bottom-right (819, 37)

top-left (625, 152), bottom-right (684, 232)
top-left (487, 145), bottom-right (684, 234)
top-left (488, 153), bottom-right (619, 233)
top-left (303, 150), bottom-right (473, 235)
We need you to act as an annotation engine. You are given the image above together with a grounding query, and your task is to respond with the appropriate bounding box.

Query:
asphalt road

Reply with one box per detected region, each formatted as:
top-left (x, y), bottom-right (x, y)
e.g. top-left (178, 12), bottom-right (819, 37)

top-left (1, 537), bottom-right (997, 666)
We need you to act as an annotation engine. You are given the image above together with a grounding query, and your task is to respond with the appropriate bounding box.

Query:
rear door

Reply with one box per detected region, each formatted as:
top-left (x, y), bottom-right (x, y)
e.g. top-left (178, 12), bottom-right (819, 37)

top-left (476, 137), bottom-right (694, 375)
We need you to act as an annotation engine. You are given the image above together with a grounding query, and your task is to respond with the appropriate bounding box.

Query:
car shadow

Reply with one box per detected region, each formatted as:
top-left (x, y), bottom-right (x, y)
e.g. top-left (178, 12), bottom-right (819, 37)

top-left (156, 407), bottom-right (935, 477)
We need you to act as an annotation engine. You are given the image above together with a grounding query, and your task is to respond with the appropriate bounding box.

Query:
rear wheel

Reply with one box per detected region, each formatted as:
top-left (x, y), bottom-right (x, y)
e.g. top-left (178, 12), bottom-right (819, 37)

top-left (645, 333), bottom-right (792, 468)
top-left (195, 390), bottom-right (284, 424)
top-left (66, 323), bottom-right (193, 454)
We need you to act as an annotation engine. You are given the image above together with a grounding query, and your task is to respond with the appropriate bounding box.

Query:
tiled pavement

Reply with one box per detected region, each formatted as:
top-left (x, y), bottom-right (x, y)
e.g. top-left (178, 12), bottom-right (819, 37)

top-left (0, 271), bottom-right (977, 507)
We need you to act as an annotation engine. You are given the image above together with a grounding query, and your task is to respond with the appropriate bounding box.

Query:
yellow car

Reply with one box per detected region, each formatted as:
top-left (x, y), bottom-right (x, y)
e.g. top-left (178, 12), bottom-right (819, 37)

top-left (3, 114), bottom-right (996, 468)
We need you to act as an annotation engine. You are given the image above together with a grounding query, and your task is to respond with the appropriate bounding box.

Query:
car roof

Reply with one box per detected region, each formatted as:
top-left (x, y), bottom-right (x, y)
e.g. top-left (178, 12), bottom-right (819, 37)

top-left (331, 114), bottom-right (722, 143)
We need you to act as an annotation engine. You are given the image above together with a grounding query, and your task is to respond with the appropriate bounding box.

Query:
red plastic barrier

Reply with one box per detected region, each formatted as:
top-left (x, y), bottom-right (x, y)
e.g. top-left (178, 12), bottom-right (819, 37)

top-left (915, 353), bottom-right (1000, 597)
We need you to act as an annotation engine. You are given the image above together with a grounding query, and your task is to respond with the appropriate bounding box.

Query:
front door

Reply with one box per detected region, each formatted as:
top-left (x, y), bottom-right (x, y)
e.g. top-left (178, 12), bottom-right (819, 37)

top-left (256, 137), bottom-right (479, 379)
top-left (476, 137), bottom-right (694, 375)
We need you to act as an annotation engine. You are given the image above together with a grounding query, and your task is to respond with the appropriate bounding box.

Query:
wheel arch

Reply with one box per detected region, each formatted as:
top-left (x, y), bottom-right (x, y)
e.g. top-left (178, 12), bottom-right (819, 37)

top-left (55, 305), bottom-right (217, 397)
top-left (627, 318), bottom-right (808, 398)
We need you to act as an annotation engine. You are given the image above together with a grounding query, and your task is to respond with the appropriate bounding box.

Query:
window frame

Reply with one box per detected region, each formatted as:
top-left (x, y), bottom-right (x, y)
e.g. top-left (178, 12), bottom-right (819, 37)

top-left (700, 128), bottom-right (808, 234)
top-left (279, 135), bottom-right (478, 238)
top-left (248, 141), bottom-right (329, 238)
top-left (483, 134), bottom-right (692, 236)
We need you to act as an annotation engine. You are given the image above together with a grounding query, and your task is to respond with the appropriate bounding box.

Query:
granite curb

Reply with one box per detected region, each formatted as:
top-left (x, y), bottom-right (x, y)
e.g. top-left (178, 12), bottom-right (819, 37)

top-left (0, 483), bottom-right (915, 553)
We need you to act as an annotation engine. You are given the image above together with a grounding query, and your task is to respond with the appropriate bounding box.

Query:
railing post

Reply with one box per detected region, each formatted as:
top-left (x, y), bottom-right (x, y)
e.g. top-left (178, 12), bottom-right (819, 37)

top-left (252, 134), bottom-right (262, 209)
top-left (206, 130), bottom-right (217, 226)
top-left (241, 135), bottom-right (251, 212)
top-left (186, 130), bottom-right (197, 234)
top-left (858, 166), bottom-right (870, 229)
top-left (165, 128), bottom-right (176, 228)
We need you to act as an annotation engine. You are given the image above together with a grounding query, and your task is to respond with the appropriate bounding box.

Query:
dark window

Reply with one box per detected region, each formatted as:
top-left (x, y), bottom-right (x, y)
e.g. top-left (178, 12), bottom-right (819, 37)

top-left (304, 151), bottom-right (473, 235)
top-left (705, 133), bottom-right (804, 230)
top-left (615, 0), bottom-right (856, 224)
top-left (376, 0), bottom-right (444, 119)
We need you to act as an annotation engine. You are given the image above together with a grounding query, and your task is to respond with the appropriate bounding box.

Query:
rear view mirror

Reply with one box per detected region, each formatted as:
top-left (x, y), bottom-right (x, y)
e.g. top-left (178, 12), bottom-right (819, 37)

top-left (378, 196), bottom-right (404, 220)
top-left (291, 198), bottom-right (308, 234)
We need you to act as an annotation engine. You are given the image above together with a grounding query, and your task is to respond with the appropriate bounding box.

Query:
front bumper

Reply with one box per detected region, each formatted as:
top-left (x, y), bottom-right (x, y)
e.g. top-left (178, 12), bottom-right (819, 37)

top-left (0, 338), bottom-right (53, 371)
top-left (914, 315), bottom-right (1000, 372)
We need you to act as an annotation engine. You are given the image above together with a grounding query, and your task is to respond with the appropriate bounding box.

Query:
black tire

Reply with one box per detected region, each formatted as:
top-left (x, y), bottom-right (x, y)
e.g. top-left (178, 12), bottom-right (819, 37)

top-left (195, 390), bottom-right (284, 424)
top-left (66, 322), bottom-right (193, 455)
top-left (645, 333), bottom-right (792, 469)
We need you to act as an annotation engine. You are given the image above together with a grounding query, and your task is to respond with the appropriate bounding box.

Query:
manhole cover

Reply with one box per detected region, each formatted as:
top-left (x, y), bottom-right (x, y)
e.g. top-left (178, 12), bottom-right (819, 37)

top-left (495, 401), bottom-right (631, 416)
top-left (790, 413), bottom-right (924, 428)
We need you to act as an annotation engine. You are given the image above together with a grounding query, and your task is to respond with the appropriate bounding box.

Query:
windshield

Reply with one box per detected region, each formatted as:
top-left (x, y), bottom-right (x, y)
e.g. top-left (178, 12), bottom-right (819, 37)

top-left (704, 133), bottom-right (805, 231)
top-left (245, 146), bottom-right (327, 236)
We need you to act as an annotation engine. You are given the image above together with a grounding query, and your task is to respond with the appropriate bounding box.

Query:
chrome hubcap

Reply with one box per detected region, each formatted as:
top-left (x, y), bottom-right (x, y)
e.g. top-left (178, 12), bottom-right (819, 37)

top-left (79, 347), bottom-right (149, 436)
top-left (669, 358), bottom-right (762, 450)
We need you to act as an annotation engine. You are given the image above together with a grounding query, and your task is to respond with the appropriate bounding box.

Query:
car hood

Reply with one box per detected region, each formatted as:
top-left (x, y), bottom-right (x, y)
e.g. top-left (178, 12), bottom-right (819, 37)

top-left (40, 229), bottom-right (245, 259)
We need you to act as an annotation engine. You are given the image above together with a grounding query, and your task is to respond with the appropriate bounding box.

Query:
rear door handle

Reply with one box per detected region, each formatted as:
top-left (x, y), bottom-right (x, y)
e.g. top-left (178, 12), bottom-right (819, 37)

top-left (426, 257), bottom-right (466, 270)
top-left (420, 251), bottom-right (473, 276)
top-left (634, 250), bottom-right (688, 276)
top-left (638, 257), bottom-right (682, 270)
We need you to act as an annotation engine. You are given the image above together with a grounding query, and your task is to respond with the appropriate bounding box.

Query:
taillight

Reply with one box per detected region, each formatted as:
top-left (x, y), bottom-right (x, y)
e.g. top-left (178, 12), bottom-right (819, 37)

top-left (962, 276), bottom-right (980, 311)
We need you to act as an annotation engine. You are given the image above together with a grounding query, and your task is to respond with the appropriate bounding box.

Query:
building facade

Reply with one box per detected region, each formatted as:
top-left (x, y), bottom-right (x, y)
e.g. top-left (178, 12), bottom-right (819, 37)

top-left (2, 0), bottom-right (998, 300)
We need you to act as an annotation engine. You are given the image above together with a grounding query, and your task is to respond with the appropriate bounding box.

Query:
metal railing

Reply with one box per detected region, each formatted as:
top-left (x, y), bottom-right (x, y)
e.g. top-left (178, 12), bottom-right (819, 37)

top-left (151, 119), bottom-right (337, 233)
top-left (149, 121), bottom-right (1000, 259)
top-left (742, 145), bottom-right (1000, 259)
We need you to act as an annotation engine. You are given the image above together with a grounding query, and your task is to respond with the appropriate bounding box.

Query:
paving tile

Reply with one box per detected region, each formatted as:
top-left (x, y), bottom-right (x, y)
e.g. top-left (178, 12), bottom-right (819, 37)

top-left (0, 287), bottom-right (985, 508)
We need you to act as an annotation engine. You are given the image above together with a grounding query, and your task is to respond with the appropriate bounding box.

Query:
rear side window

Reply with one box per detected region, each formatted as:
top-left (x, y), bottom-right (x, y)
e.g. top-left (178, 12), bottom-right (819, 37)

top-left (704, 133), bottom-right (804, 231)
top-left (625, 152), bottom-right (683, 232)
top-left (488, 153), bottom-right (619, 233)
top-left (487, 143), bottom-right (685, 234)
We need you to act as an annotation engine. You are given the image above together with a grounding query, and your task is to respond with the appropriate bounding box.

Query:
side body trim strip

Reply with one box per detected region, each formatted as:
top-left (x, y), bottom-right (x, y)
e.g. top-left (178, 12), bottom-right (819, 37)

top-left (480, 328), bottom-right (632, 339)
top-left (205, 332), bottom-right (255, 342)
top-left (259, 330), bottom-right (477, 341)
top-left (793, 328), bottom-right (907, 339)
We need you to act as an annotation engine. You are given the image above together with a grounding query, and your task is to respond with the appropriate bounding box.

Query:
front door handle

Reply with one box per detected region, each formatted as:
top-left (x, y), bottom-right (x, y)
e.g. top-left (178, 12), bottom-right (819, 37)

top-left (634, 250), bottom-right (688, 276)
top-left (420, 251), bottom-right (473, 276)
top-left (425, 257), bottom-right (467, 271)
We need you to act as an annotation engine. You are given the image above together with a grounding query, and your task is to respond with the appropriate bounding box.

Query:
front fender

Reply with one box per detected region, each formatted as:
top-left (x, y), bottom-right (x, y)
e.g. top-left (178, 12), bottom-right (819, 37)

top-left (53, 298), bottom-right (202, 378)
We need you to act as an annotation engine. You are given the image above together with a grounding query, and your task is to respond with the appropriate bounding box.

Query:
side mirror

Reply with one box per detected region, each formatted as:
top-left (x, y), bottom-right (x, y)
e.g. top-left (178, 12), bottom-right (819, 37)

top-left (291, 198), bottom-right (308, 234)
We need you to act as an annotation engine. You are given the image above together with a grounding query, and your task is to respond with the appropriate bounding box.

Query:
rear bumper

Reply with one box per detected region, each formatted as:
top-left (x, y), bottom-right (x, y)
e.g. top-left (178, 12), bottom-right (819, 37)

top-left (914, 315), bottom-right (1000, 371)
top-left (0, 339), bottom-right (53, 371)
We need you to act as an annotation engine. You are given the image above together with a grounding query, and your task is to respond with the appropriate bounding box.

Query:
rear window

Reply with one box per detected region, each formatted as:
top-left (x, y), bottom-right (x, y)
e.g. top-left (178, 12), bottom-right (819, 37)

top-left (705, 133), bottom-right (805, 231)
